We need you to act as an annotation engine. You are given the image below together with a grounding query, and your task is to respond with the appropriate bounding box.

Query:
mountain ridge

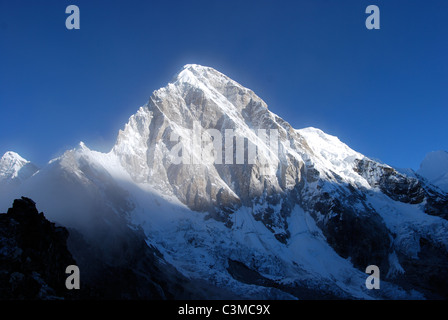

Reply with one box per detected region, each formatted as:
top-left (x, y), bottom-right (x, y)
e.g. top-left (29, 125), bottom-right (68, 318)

top-left (1, 64), bottom-right (447, 299)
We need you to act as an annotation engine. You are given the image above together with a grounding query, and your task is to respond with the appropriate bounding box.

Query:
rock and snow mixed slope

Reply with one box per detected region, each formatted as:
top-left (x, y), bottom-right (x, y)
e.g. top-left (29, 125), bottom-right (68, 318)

top-left (1, 64), bottom-right (447, 299)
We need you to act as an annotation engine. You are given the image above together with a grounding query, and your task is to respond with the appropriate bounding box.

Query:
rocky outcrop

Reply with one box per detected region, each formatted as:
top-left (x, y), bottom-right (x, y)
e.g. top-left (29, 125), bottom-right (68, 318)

top-left (354, 159), bottom-right (425, 204)
top-left (0, 197), bottom-right (76, 299)
top-left (355, 158), bottom-right (448, 220)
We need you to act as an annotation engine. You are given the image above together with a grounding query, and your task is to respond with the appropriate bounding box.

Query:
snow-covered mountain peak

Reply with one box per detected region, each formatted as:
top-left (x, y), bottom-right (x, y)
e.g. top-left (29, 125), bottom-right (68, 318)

top-left (166, 64), bottom-right (265, 113)
top-left (0, 151), bottom-right (38, 184)
top-left (297, 127), bottom-right (364, 164)
top-left (0, 151), bottom-right (31, 179)
top-left (296, 127), bottom-right (374, 191)
top-left (1, 150), bottom-right (27, 163)
top-left (112, 66), bottom-right (376, 206)
top-left (173, 64), bottom-right (232, 84)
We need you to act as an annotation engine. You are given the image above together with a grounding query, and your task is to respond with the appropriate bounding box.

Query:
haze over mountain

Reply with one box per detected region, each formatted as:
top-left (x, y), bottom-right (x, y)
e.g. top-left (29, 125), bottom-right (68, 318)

top-left (1, 65), bottom-right (447, 299)
top-left (417, 151), bottom-right (448, 193)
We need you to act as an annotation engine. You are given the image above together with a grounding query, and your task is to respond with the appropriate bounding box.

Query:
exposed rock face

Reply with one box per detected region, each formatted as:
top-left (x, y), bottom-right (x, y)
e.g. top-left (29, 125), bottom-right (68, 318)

top-left (355, 158), bottom-right (448, 219)
top-left (355, 159), bottom-right (426, 204)
top-left (0, 197), bottom-right (75, 299)
top-left (112, 65), bottom-right (308, 224)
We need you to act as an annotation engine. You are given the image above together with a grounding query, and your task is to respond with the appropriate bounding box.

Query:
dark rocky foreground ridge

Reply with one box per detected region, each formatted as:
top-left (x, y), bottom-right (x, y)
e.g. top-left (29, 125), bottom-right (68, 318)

top-left (0, 197), bottom-right (75, 299)
top-left (0, 197), bottom-right (234, 300)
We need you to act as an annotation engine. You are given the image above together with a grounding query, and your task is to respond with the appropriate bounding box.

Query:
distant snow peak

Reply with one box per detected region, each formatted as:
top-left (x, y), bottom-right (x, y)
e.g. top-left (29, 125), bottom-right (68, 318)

top-left (417, 150), bottom-right (448, 192)
top-left (1, 151), bottom-right (27, 164)
top-left (0, 151), bottom-right (38, 182)
top-left (0, 151), bottom-right (29, 178)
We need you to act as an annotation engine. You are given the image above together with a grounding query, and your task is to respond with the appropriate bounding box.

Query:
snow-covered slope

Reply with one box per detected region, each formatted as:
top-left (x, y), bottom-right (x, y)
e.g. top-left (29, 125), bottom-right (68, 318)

top-left (2, 64), bottom-right (448, 299)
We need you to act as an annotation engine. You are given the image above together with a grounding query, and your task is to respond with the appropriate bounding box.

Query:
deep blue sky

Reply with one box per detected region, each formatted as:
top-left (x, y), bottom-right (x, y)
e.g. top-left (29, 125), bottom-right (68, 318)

top-left (0, 0), bottom-right (447, 170)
